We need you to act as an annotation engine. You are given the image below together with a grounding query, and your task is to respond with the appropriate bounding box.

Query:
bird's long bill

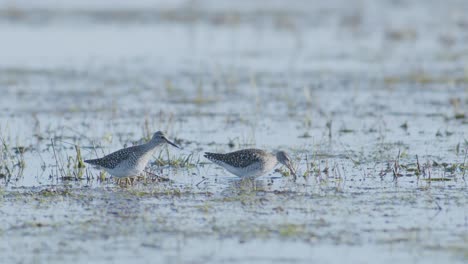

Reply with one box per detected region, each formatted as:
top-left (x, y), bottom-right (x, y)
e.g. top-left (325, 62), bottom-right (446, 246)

top-left (164, 137), bottom-right (180, 149)
top-left (285, 162), bottom-right (297, 177)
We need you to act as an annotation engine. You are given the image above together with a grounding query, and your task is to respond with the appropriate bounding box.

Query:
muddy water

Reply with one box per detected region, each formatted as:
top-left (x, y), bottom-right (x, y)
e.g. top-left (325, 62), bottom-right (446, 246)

top-left (0, 0), bottom-right (467, 263)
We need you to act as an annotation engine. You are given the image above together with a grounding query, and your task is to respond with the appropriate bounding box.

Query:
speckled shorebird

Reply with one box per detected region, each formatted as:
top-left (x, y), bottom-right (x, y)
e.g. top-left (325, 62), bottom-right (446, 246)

top-left (204, 149), bottom-right (296, 178)
top-left (84, 131), bottom-right (179, 180)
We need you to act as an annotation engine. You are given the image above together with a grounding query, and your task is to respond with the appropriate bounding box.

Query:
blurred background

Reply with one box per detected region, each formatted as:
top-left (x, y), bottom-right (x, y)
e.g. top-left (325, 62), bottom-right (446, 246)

top-left (1, 0), bottom-right (466, 152)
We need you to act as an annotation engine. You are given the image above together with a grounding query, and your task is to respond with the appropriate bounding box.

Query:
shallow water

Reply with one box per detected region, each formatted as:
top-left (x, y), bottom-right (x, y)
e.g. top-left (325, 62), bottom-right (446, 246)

top-left (0, 0), bottom-right (467, 263)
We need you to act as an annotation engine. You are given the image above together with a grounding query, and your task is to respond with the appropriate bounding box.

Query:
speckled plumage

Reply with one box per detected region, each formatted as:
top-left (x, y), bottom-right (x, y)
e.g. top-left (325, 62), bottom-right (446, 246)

top-left (85, 145), bottom-right (148, 170)
top-left (85, 131), bottom-right (179, 178)
top-left (204, 148), bottom-right (296, 178)
top-left (204, 149), bottom-right (266, 168)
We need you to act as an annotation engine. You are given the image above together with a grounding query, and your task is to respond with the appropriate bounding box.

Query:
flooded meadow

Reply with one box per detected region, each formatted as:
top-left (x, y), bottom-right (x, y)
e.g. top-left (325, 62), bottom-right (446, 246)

top-left (0, 0), bottom-right (467, 263)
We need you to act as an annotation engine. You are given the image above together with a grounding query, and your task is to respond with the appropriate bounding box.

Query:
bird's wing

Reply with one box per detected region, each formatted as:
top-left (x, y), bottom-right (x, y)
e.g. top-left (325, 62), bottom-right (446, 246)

top-left (84, 145), bottom-right (140, 169)
top-left (205, 149), bottom-right (264, 168)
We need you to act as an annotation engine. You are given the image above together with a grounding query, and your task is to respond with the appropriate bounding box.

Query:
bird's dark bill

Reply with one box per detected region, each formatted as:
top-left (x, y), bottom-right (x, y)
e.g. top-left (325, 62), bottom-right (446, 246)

top-left (165, 138), bottom-right (180, 148)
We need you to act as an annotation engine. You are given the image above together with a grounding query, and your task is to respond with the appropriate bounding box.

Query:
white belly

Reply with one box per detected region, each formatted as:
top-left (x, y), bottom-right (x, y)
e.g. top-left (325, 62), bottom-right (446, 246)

top-left (106, 166), bottom-right (141, 178)
top-left (222, 159), bottom-right (278, 178)
top-left (105, 153), bottom-right (153, 178)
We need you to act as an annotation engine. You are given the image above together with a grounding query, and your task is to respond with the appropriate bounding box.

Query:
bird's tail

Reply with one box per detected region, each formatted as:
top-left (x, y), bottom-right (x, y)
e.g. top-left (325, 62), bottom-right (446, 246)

top-left (204, 152), bottom-right (225, 165)
top-left (84, 158), bottom-right (100, 166)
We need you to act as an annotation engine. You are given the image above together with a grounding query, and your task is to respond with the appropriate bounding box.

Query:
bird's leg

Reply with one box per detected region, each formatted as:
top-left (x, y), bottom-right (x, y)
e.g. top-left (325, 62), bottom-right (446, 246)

top-left (116, 178), bottom-right (128, 187)
top-left (121, 178), bottom-right (128, 185)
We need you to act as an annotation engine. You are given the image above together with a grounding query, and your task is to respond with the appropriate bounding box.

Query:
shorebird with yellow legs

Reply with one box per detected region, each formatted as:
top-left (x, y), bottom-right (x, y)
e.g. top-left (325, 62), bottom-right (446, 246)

top-left (85, 131), bottom-right (179, 184)
top-left (204, 149), bottom-right (297, 179)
